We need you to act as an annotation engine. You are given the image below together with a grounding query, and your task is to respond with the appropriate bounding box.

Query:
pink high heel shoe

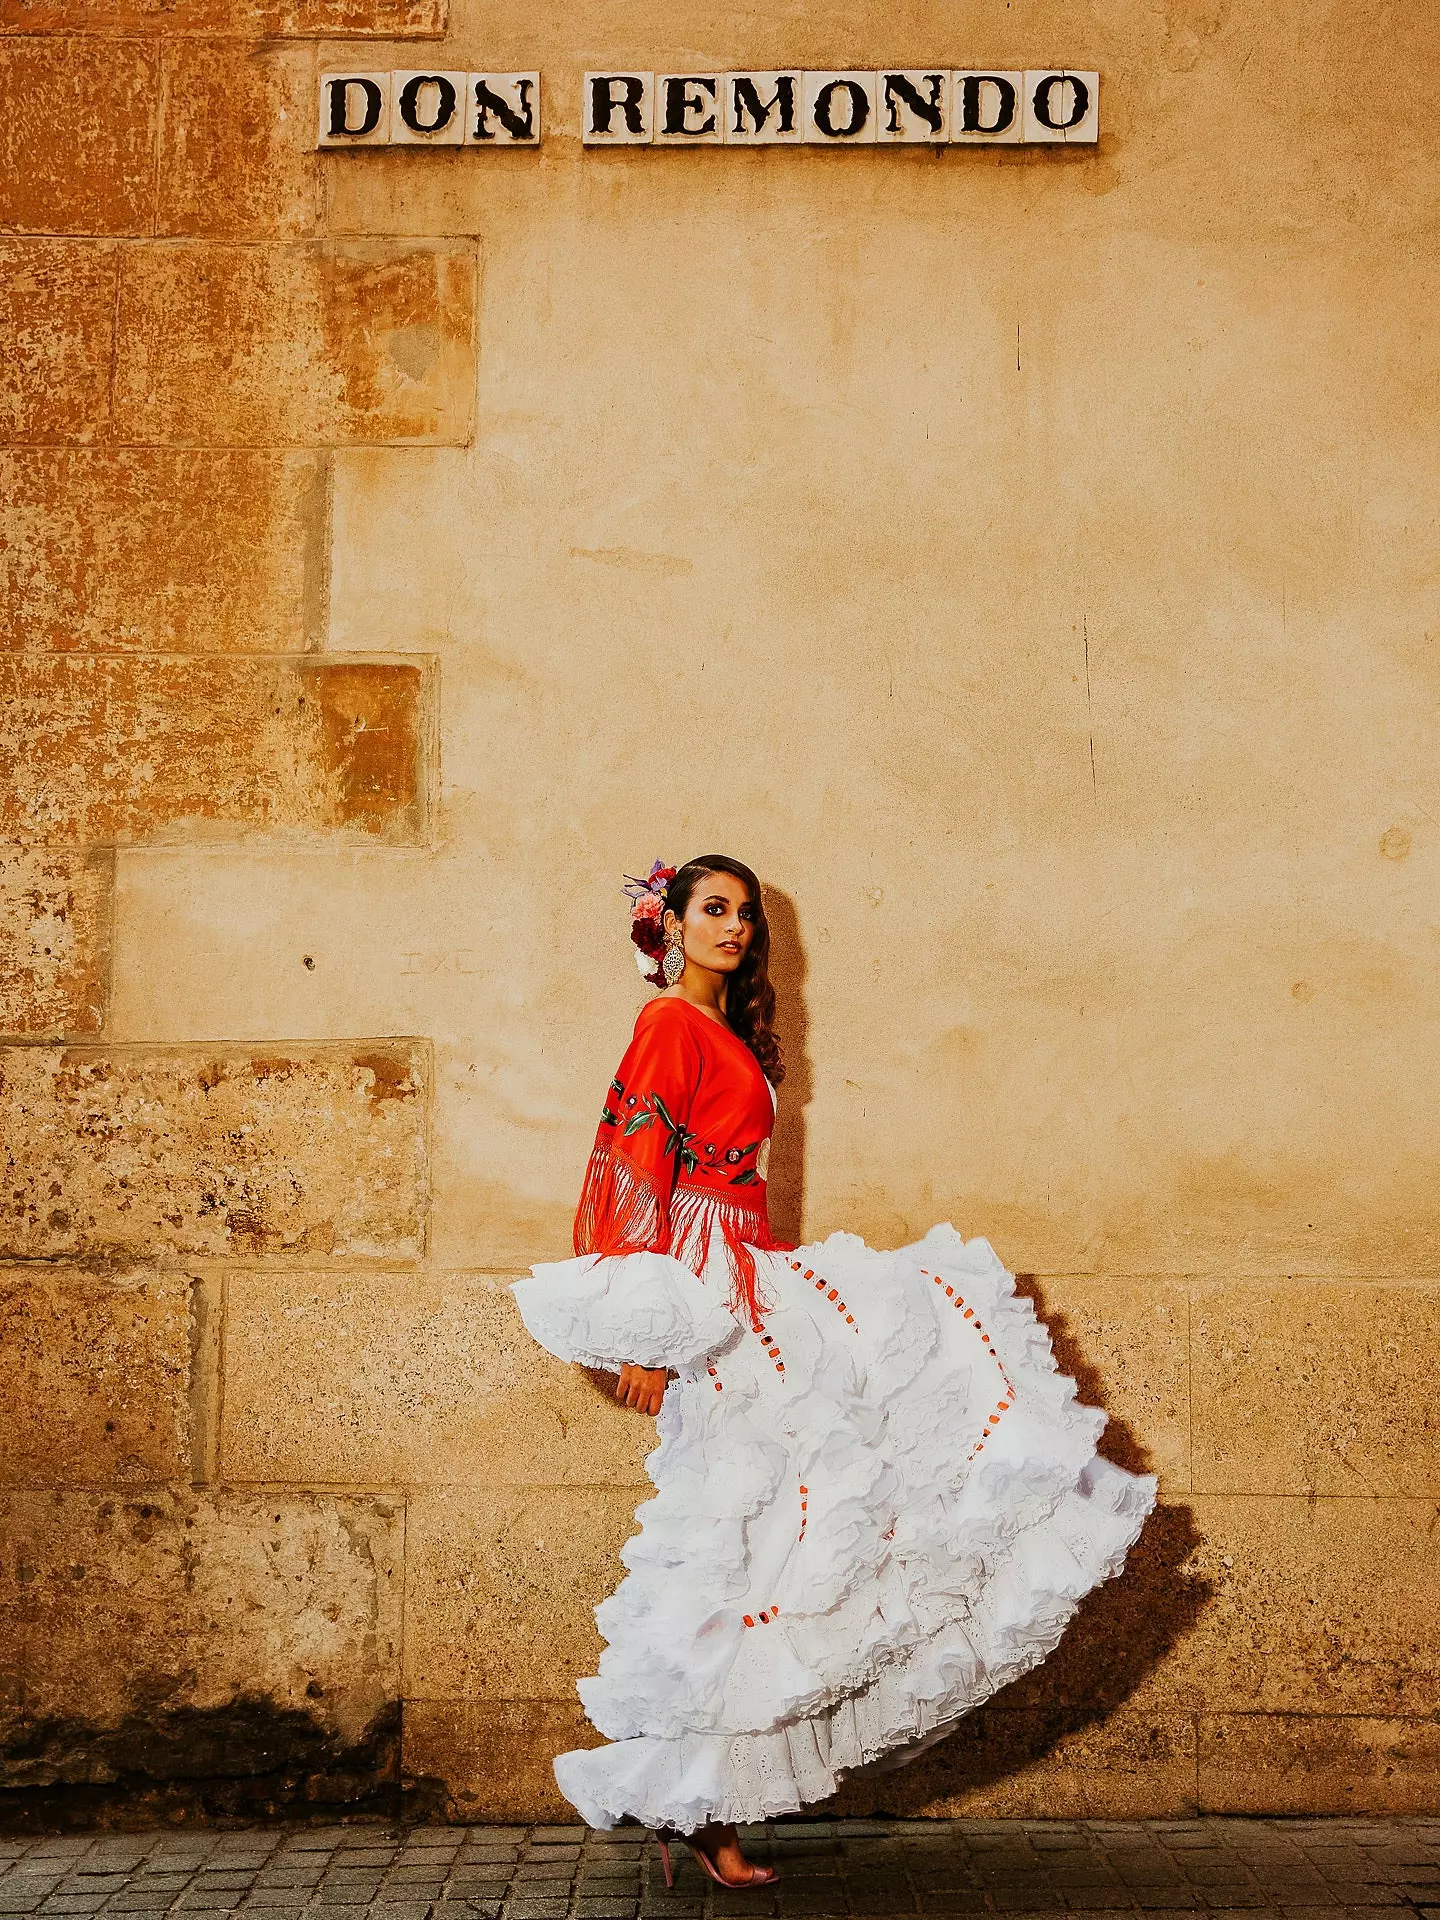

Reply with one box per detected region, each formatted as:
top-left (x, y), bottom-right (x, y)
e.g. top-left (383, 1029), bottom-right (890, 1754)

top-left (655, 1830), bottom-right (780, 1890)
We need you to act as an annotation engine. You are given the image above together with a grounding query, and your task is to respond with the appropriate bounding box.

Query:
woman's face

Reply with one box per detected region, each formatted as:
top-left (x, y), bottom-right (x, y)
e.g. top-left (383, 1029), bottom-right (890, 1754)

top-left (669, 872), bottom-right (756, 975)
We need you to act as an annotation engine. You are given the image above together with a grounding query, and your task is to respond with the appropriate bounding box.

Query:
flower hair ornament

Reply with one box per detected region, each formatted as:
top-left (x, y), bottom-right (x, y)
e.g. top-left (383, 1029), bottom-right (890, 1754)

top-left (624, 859), bottom-right (680, 989)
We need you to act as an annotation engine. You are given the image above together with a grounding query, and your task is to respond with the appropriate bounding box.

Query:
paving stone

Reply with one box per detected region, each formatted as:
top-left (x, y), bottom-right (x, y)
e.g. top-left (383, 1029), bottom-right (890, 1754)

top-left (0, 1821), bottom-right (1436, 1920)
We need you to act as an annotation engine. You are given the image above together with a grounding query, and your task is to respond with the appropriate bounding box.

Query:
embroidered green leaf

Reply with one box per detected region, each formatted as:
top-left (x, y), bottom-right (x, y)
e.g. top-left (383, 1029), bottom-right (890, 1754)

top-left (600, 1107), bottom-right (620, 1126)
top-left (651, 1093), bottom-right (677, 1131)
top-left (730, 1167), bottom-right (759, 1186)
top-left (610, 1078), bottom-right (625, 1095)
top-left (680, 1148), bottom-right (699, 1174)
top-left (623, 1113), bottom-right (654, 1136)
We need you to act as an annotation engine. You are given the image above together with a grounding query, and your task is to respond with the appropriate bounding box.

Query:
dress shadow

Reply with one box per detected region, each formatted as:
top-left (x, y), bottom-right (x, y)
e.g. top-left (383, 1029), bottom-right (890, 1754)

top-left (830, 1283), bottom-right (1211, 1814)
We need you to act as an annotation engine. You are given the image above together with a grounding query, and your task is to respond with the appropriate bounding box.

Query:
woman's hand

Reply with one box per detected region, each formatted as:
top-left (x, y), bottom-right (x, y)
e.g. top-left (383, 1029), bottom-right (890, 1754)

top-left (615, 1361), bottom-right (668, 1416)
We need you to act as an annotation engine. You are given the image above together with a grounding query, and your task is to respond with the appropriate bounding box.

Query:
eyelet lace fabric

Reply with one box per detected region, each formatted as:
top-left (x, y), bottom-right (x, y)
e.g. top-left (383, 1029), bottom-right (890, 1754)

top-left (514, 1221), bottom-right (1156, 1834)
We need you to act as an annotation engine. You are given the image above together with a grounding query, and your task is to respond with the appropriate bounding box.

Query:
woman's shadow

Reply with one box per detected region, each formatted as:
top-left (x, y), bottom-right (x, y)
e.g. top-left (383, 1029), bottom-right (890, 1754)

top-left (761, 884), bottom-right (811, 1246)
top-left (764, 888), bottom-right (1210, 1813)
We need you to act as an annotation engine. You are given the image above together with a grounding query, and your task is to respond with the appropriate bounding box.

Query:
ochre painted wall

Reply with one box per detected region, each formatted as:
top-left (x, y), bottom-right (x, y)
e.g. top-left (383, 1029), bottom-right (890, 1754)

top-left (2, 0), bottom-right (1439, 1824)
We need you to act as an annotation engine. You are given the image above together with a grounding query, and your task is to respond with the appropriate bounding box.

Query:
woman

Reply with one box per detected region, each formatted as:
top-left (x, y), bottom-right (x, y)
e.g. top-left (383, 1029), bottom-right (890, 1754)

top-left (514, 856), bottom-right (1155, 1886)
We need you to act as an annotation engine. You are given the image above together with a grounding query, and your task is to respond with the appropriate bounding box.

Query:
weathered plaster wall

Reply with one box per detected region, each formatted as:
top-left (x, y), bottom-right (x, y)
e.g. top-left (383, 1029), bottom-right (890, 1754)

top-left (2, 0), bottom-right (1438, 1824)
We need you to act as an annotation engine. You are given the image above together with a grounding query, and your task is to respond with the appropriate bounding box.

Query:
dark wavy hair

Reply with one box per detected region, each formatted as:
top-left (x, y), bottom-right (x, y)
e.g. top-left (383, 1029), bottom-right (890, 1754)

top-left (665, 855), bottom-right (784, 1086)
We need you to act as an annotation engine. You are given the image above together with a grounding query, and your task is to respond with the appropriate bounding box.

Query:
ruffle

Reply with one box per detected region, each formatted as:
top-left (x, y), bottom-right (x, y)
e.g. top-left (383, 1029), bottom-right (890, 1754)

top-left (511, 1249), bottom-right (737, 1374)
top-left (536, 1222), bottom-right (1158, 1831)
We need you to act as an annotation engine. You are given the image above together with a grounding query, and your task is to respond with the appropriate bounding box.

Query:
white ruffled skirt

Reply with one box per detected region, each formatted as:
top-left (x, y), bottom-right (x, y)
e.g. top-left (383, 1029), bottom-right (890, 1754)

top-left (512, 1223), bottom-right (1156, 1833)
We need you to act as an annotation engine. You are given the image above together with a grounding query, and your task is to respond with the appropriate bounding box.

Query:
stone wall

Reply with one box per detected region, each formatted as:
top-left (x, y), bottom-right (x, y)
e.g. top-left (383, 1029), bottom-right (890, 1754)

top-left (2, 0), bottom-right (1438, 1827)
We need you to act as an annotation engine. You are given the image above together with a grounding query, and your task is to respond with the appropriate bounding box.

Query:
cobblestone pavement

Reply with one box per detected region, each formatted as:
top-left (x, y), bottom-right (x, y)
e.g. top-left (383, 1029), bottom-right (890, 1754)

top-left (1, 1821), bottom-right (1437, 1920)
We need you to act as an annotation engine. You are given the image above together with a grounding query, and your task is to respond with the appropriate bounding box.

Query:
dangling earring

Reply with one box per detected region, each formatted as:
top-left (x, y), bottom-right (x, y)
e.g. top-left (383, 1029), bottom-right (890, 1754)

top-left (662, 924), bottom-right (685, 987)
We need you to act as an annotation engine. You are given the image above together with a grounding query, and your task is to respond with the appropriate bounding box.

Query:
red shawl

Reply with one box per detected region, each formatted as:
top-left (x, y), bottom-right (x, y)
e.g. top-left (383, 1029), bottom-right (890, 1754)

top-left (574, 997), bottom-right (787, 1329)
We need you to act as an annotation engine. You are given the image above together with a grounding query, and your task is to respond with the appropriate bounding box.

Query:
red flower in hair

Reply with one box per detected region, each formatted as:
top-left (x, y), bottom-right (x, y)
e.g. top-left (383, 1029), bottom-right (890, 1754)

top-left (623, 860), bottom-right (675, 986)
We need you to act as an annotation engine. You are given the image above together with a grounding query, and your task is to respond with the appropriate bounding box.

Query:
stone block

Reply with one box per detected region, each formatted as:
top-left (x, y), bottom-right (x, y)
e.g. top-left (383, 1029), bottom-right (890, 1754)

top-left (0, 1042), bottom-right (427, 1262)
top-left (1192, 1280), bottom-right (1440, 1496)
top-left (403, 1487), bottom-right (638, 1699)
top-left (1140, 1496), bottom-right (1440, 1717)
top-left (402, 1699), bottom-right (595, 1822)
top-left (832, 1705), bottom-right (1199, 1819)
top-left (0, 1268), bottom-right (190, 1487)
top-left (0, 241), bottom-right (115, 441)
top-left (0, 0), bottom-right (443, 32)
top-left (0, 39), bottom-right (157, 235)
top-left (0, 450), bottom-right (327, 652)
top-left (222, 1271), bottom-right (653, 1488)
top-left (0, 1488), bottom-right (402, 1785)
top-left (159, 43), bottom-right (322, 238)
top-left (0, 847), bottom-right (111, 1038)
top-left (0, 656), bottom-right (429, 844)
top-left (113, 241), bottom-right (476, 445)
top-left (1020, 1275), bottom-right (1190, 1491)
top-left (1199, 1713), bottom-right (1440, 1816)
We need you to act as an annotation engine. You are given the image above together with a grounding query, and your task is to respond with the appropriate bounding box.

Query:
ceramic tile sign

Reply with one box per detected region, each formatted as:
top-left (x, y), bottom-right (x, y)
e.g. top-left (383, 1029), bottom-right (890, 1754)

top-left (583, 70), bottom-right (1097, 145)
top-left (318, 71), bottom-right (540, 147)
top-left (951, 71), bottom-right (1024, 144)
top-left (317, 70), bottom-right (1095, 149)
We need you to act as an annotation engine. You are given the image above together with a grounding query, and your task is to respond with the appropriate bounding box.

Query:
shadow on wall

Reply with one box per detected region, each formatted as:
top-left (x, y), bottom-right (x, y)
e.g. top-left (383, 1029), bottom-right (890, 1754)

top-left (0, 1699), bottom-right (443, 1834)
top-left (761, 884), bottom-right (812, 1247)
top-left (838, 1299), bottom-right (1212, 1812)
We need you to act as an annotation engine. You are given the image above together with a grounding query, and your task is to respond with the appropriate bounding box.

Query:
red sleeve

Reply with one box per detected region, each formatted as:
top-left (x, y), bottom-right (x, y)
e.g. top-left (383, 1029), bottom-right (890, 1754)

top-left (573, 1003), bottom-right (705, 1259)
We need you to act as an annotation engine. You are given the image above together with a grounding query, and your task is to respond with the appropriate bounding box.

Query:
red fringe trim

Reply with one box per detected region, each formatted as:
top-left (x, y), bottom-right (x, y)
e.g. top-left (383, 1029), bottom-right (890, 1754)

top-left (670, 1182), bottom-right (783, 1331)
top-left (573, 1143), bottom-right (665, 1260)
top-left (571, 1145), bottom-right (784, 1332)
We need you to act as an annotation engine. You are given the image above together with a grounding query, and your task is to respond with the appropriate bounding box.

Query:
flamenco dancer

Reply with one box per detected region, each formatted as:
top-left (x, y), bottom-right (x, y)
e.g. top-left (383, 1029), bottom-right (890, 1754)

top-left (514, 856), bottom-right (1155, 1887)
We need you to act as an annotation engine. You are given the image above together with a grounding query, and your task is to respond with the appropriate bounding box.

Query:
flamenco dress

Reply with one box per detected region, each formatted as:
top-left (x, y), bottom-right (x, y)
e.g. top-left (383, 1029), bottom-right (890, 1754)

top-left (513, 996), bottom-right (1156, 1832)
